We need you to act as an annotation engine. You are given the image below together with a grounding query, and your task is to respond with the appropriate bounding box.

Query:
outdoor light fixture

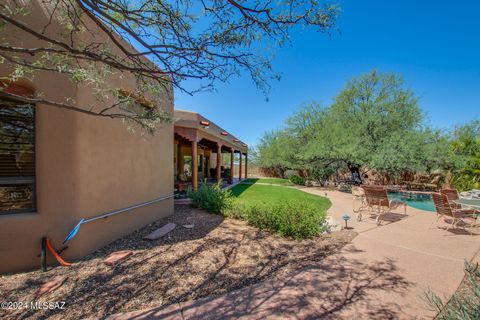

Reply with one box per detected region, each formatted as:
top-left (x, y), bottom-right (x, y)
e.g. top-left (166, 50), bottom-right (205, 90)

top-left (233, 139), bottom-right (240, 142)
top-left (221, 131), bottom-right (229, 136)
top-left (342, 214), bottom-right (351, 229)
top-left (200, 120), bottom-right (210, 127)
top-left (242, 143), bottom-right (247, 147)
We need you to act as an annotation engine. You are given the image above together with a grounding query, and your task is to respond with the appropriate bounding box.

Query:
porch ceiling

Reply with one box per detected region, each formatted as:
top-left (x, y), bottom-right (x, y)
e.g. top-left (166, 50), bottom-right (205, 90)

top-left (174, 109), bottom-right (248, 153)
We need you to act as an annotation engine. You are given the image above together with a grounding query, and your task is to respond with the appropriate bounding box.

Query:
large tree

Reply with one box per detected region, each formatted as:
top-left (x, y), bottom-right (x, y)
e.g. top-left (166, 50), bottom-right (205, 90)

top-left (257, 71), bottom-right (448, 181)
top-left (0, 0), bottom-right (339, 130)
top-left (449, 120), bottom-right (480, 190)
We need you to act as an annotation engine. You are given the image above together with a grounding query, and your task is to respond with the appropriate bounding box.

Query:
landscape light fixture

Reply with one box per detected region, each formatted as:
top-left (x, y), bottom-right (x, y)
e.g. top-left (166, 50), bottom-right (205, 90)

top-left (342, 214), bottom-right (351, 229)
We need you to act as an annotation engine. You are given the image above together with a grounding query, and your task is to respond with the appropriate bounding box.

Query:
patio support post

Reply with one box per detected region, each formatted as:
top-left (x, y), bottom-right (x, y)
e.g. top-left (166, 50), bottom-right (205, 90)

top-left (176, 142), bottom-right (182, 176)
top-left (216, 144), bottom-right (222, 182)
top-left (206, 156), bottom-right (211, 179)
top-left (192, 140), bottom-right (198, 191)
top-left (239, 152), bottom-right (242, 181)
top-left (245, 153), bottom-right (248, 179)
top-left (229, 150), bottom-right (234, 184)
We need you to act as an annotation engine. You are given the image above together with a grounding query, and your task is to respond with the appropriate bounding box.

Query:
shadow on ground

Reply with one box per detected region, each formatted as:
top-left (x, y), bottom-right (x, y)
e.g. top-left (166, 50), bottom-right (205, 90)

top-left (109, 245), bottom-right (412, 320)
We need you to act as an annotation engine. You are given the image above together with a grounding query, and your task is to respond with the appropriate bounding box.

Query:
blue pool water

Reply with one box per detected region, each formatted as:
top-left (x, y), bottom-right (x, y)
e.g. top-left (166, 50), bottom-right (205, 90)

top-left (388, 191), bottom-right (436, 212)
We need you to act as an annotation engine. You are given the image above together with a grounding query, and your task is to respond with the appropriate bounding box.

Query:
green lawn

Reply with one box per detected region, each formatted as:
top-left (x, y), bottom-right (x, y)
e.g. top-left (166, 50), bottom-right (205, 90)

top-left (230, 183), bottom-right (330, 211)
top-left (243, 178), bottom-right (293, 186)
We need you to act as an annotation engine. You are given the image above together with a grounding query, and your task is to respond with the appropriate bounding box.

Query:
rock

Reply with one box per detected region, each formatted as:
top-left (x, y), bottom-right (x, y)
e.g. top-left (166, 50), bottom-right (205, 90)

top-left (324, 216), bottom-right (341, 232)
top-left (183, 224), bottom-right (195, 229)
top-left (337, 183), bottom-right (352, 193)
top-left (174, 198), bottom-right (192, 205)
top-left (144, 223), bottom-right (176, 240)
top-left (35, 276), bottom-right (67, 297)
top-left (103, 250), bottom-right (133, 266)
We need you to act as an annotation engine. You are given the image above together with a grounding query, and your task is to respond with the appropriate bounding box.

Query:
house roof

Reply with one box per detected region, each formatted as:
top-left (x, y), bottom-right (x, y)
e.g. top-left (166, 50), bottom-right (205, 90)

top-left (174, 109), bottom-right (248, 153)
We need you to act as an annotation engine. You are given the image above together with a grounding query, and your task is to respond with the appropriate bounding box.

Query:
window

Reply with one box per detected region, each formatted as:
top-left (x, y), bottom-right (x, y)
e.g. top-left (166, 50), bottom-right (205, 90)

top-left (0, 98), bottom-right (35, 214)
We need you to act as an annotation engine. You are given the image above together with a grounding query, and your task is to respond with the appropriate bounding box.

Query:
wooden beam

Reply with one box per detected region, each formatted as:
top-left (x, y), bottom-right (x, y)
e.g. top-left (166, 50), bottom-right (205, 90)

top-left (117, 88), bottom-right (156, 109)
top-left (206, 155), bottom-right (211, 179)
top-left (174, 126), bottom-right (197, 142)
top-left (245, 153), bottom-right (248, 179)
top-left (229, 150), bottom-right (234, 184)
top-left (239, 152), bottom-right (242, 181)
top-left (216, 144), bottom-right (222, 182)
top-left (192, 140), bottom-right (198, 191)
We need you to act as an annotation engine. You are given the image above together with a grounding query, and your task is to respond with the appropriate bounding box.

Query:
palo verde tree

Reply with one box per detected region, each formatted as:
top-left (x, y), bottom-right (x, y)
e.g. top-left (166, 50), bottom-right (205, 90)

top-left (0, 0), bottom-right (339, 131)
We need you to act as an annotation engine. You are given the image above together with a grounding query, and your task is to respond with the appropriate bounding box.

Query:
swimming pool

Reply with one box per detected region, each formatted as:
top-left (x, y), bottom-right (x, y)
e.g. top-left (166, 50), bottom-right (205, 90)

top-left (388, 191), bottom-right (436, 212)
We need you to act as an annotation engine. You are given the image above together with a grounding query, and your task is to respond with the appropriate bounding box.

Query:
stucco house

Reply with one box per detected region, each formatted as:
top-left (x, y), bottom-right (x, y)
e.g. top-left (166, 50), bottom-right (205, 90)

top-left (0, 1), bottom-right (247, 273)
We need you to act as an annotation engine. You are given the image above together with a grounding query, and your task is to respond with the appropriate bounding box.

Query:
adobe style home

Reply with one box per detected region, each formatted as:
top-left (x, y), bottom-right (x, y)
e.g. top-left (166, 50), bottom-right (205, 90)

top-left (0, 1), bottom-right (247, 273)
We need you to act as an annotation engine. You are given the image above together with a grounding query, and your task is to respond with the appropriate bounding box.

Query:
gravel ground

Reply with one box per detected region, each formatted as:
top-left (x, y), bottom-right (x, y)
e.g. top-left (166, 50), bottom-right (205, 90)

top-left (0, 205), bottom-right (356, 320)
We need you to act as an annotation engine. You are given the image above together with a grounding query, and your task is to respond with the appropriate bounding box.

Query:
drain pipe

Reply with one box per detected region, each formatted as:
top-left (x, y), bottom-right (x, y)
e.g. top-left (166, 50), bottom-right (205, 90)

top-left (63, 194), bottom-right (175, 244)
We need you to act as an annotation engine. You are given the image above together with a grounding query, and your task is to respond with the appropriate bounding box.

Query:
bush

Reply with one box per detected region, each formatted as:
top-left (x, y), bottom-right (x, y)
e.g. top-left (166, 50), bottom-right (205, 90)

top-left (451, 171), bottom-right (480, 192)
top-left (289, 175), bottom-right (306, 185)
top-left (188, 181), bottom-right (234, 214)
top-left (284, 170), bottom-right (299, 179)
top-left (426, 261), bottom-right (480, 319)
top-left (226, 201), bottom-right (327, 239)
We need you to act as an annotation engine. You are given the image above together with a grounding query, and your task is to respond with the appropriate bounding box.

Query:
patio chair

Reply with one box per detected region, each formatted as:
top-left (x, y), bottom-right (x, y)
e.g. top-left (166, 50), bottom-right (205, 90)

top-left (359, 186), bottom-right (407, 225)
top-left (352, 186), bottom-right (367, 213)
top-left (431, 193), bottom-right (478, 232)
top-left (440, 188), bottom-right (461, 208)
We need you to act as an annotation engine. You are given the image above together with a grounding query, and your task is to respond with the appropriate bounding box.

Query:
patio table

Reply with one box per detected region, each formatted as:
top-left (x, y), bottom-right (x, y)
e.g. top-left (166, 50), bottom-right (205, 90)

top-left (453, 199), bottom-right (480, 218)
top-left (454, 199), bottom-right (480, 209)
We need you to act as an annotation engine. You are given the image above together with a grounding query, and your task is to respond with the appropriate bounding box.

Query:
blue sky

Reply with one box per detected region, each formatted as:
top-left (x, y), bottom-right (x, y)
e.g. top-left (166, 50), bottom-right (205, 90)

top-left (174, 0), bottom-right (480, 146)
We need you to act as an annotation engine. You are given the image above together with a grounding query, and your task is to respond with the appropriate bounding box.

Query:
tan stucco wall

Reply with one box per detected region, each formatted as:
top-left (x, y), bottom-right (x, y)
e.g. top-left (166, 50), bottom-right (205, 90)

top-left (0, 1), bottom-right (173, 273)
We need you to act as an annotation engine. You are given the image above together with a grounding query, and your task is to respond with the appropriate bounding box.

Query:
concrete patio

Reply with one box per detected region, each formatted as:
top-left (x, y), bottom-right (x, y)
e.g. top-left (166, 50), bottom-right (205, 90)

top-left (106, 189), bottom-right (480, 319)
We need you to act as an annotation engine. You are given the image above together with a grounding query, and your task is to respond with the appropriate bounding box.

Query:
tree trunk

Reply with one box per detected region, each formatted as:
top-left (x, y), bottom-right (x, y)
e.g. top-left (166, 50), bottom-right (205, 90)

top-left (348, 164), bottom-right (362, 185)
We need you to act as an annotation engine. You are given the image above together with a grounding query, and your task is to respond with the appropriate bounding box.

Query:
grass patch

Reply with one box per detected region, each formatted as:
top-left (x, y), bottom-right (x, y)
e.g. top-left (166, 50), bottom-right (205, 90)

top-left (230, 184), bottom-right (330, 211)
top-left (228, 184), bottom-right (331, 239)
top-left (243, 178), bottom-right (293, 186)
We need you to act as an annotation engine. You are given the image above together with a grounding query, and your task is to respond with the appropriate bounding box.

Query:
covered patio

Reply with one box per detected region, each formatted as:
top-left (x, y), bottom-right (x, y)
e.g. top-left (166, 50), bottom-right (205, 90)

top-left (174, 110), bottom-right (248, 192)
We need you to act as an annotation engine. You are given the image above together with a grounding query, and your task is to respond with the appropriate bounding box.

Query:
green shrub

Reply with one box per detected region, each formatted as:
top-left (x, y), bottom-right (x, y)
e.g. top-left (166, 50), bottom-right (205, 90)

top-left (310, 166), bottom-right (336, 181)
top-left (289, 175), bottom-right (306, 186)
top-left (188, 181), bottom-right (233, 214)
top-left (451, 170), bottom-right (480, 191)
top-left (226, 201), bottom-right (327, 239)
top-left (426, 261), bottom-right (480, 319)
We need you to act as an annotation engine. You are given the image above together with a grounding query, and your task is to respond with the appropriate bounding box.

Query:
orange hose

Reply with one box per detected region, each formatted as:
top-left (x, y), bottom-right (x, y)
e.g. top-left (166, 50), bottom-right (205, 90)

top-left (46, 238), bottom-right (72, 267)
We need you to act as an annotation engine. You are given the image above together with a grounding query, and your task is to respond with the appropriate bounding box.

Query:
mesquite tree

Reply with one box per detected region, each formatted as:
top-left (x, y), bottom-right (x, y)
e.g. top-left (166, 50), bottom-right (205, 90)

top-left (256, 71), bottom-right (453, 181)
top-left (0, 0), bottom-right (338, 131)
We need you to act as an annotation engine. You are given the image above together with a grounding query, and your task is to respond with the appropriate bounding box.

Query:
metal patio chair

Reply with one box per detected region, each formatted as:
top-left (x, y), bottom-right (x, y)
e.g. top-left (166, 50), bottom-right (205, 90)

top-left (431, 193), bottom-right (478, 233)
top-left (359, 185), bottom-right (407, 225)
